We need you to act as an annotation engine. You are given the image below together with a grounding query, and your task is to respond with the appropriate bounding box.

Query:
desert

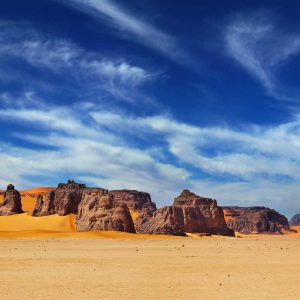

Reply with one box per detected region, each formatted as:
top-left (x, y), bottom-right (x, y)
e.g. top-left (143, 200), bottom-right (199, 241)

top-left (0, 233), bottom-right (300, 299)
top-left (2, 0), bottom-right (300, 299)
top-left (0, 182), bottom-right (300, 299)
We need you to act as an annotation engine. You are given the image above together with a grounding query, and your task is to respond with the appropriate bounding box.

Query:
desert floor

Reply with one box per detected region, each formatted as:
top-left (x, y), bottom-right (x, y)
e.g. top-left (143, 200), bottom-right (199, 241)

top-left (0, 232), bottom-right (300, 300)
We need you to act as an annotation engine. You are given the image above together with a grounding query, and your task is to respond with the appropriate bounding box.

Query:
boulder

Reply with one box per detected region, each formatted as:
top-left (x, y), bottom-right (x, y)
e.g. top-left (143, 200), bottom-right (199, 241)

top-left (0, 184), bottom-right (23, 215)
top-left (138, 190), bottom-right (234, 236)
top-left (226, 207), bottom-right (290, 234)
top-left (290, 213), bottom-right (300, 226)
top-left (76, 190), bottom-right (135, 233)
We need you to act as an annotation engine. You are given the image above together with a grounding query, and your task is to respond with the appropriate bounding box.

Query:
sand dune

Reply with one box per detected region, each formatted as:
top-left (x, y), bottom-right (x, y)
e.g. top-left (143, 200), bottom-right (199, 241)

top-left (21, 187), bottom-right (55, 194)
top-left (0, 213), bottom-right (76, 232)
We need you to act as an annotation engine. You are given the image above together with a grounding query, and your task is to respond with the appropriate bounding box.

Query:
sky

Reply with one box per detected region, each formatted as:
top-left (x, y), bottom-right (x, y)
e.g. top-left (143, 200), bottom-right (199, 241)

top-left (0, 0), bottom-right (300, 217)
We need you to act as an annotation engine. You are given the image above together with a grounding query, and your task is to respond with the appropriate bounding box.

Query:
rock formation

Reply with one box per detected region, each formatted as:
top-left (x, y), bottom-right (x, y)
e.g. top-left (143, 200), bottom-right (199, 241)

top-left (289, 213), bottom-right (300, 226)
top-left (108, 190), bottom-right (157, 231)
top-left (32, 180), bottom-right (91, 216)
top-left (0, 184), bottom-right (23, 215)
top-left (138, 190), bottom-right (234, 236)
top-left (108, 190), bottom-right (156, 212)
top-left (76, 191), bottom-right (135, 233)
top-left (226, 207), bottom-right (290, 234)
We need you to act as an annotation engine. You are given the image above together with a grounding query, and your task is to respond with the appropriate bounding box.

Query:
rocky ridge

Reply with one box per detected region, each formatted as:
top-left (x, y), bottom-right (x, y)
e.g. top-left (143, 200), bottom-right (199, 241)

top-left (32, 180), bottom-right (89, 216)
top-left (225, 206), bottom-right (290, 234)
top-left (138, 190), bottom-right (234, 236)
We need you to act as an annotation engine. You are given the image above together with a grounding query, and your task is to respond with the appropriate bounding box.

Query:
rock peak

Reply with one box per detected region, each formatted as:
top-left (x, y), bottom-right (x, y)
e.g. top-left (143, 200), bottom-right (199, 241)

top-left (179, 189), bottom-right (195, 197)
top-left (6, 184), bottom-right (15, 191)
top-left (57, 180), bottom-right (86, 190)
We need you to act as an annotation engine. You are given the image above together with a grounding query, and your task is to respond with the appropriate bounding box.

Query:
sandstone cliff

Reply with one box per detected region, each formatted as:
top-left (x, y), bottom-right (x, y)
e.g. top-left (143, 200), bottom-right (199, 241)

top-left (226, 207), bottom-right (290, 234)
top-left (32, 180), bottom-right (90, 216)
top-left (138, 190), bottom-right (234, 236)
top-left (76, 191), bottom-right (135, 233)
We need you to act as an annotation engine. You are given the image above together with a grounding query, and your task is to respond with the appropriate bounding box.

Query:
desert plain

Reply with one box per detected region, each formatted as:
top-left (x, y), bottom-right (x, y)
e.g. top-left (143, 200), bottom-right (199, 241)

top-left (0, 224), bottom-right (300, 299)
top-left (1, 189), bottom-right (300, 299)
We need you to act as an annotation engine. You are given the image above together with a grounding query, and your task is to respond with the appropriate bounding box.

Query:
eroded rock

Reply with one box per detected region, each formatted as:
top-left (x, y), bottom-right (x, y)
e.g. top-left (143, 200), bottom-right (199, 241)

top-left (32, 180), bottom-right (91, 216)
top-left (76, 191), bottom-right (135, 233)
top-left (138, 190), bottom-right (234, 236)
top-left (226, 207), bottom-right (290, 234)
top-left (0, 184), bottom-right (23, 215)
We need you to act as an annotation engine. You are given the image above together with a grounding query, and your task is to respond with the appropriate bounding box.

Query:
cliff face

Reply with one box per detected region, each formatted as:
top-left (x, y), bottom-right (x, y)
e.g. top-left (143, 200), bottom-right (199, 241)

top-left (108, 190), bottom-right (157, 232)
top-left (138, 190), bottom-right (234, 236)
top-left (226, 207), bottom-right (290, 234)
top-left (32, 180), bottom-right (89, 216)
top-left (0, 184), bottom-right (23, 216)
top-left (76, 191), bottom-right (135, 233)
top-left (108, 190), bottom-right (156, 212)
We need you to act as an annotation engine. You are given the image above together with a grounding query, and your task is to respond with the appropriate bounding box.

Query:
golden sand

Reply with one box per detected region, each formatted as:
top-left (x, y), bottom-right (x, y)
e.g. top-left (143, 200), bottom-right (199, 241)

top-left (0, 234), bottom-right (299, 299)
top-left (0, 213), bottom-right (76, 232)
top-left (0, 190), bottom-right (299, 299)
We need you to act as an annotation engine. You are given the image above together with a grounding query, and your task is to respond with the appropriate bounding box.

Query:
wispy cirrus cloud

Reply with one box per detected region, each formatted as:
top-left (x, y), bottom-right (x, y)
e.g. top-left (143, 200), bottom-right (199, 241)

top-left (0, 21), bottom-right (155, 103)
top-left (1, 95), bottom-right (300, 216)
top-left (58, 0), bottom-right (188, 62)
top-left (225, 13), bottom-right (300, 101)
top-left (91, 111), bottom-right (300, 180)
top-left (0, 94), bottom-right (189, 205)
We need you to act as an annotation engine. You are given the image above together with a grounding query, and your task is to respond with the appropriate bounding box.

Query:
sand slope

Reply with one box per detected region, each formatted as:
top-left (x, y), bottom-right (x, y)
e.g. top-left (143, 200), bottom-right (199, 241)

top-left (0, 213), bottom-right (76, 232)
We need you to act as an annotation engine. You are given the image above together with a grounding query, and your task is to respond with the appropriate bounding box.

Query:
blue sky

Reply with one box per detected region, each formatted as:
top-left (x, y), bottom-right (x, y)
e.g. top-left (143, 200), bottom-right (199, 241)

top-left (1, 0), bottom-right (300, 217)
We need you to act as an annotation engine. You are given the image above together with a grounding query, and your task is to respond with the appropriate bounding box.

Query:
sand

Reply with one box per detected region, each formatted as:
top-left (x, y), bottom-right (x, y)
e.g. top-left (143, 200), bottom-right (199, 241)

top-left (0, 200), bottom-right (299, 299)
top-left (0, 213), bottom-right (76, 232)
top-left (0, 232), bottom-right (299, 299)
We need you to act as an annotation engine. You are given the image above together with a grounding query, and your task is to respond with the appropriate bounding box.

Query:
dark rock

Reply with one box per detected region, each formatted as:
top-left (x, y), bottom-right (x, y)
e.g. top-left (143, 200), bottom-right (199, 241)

top-left (226, 207), bottom-right (290, 234)
top-left (0, 184), bottom-right (23, 215)
top-left (32, 180), bottom-right (96, 216)
top-left (108, 190), bottom-right (157, 232)
top-left (289, 214), bottom-right (300, 226)
top-left (76, 191), bottom-right (135, 233)
top-left (108, 190), bottom-right (156, 212)
top-left (57, 180), bottom-right (86, 190)
top-left (138, 190), bottom-right (234, 236)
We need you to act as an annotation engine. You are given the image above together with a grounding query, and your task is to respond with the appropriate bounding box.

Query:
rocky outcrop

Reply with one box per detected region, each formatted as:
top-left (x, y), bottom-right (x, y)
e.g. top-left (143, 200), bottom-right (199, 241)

top-left (289, 214), bottom-right (300, 226)
top-left (32, 180), bottom-right (92, 216)
top-left (138, 190), bottom-right (234, 236)
top-left (108, 190), bottom-right (157, 231)
top-left (226, 207), bottom-right (290, 234)
top-left (0, 184), bottom-right (23, 215)
top-left (108, 190), bottom-right (156, 212)
top-left (76, 191), bottom-right (135, 233)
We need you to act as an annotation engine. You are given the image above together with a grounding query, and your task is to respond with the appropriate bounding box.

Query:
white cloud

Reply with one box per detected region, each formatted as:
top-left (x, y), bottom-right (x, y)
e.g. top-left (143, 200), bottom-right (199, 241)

top-left (91, 110), bottom-right (300, 179)
top-left (225, 13), bottom-right (300, 100)
top-left (0, 99), bottom-right (189, 206)
top-left (60, 0), bottom-right (187, 62)
top-left (0, 21), bottom-right (154, 103)
top-left (1, 93), bottom-right (300, 216)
